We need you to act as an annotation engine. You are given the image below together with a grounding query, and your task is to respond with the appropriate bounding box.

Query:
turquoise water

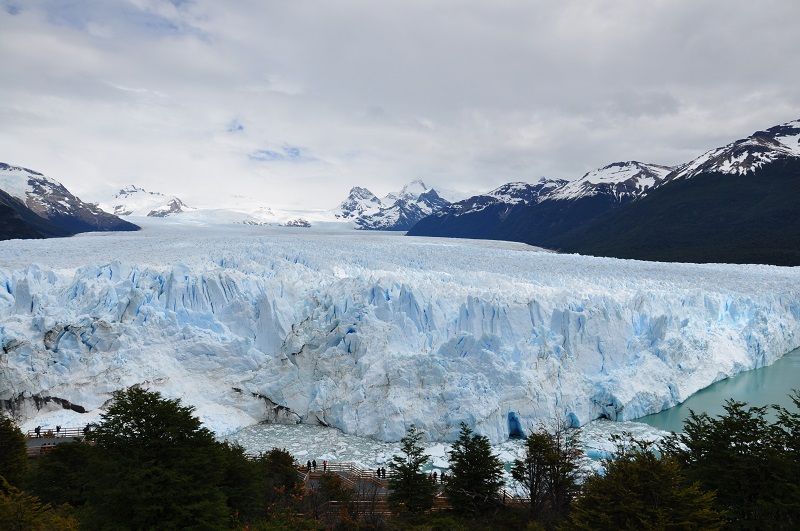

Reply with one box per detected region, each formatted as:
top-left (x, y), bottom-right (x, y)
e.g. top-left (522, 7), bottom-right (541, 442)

top-left (637, 348), bottom-right (800, 433)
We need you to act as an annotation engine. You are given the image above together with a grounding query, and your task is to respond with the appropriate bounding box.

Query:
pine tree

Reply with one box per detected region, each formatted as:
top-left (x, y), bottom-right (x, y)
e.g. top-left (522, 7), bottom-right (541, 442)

top-left (0, 415), bottom-right (27, 488)
top-left (444, 423), bottom-right (504, 514)
top-left (388, 425), bottom-right (436, 513)
top-left (511, 420), bottom-right (582, 524)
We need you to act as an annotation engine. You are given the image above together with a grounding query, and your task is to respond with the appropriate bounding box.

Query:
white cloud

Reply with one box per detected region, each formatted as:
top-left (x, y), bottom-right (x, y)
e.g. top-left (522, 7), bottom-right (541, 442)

top-left (1, 0), bottom-right (798, 208)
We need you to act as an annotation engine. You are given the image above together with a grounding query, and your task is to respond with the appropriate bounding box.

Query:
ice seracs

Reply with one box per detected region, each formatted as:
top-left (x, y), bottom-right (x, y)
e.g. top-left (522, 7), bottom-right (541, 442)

top-left (1, 224), bottom-right (798, 443)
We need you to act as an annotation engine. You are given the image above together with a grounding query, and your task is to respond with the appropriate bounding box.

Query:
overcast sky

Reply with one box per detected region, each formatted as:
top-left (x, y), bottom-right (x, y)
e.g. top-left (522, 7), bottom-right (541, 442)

top-left (1, 0), bottom-right (799, 208)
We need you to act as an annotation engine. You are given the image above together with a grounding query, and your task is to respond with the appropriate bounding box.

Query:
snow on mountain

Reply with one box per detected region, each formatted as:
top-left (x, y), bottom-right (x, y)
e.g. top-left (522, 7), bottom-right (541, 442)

top-left (356, 180), bottom-right (451, 230)
top-left (550, 161), bottom-right (673, 201)
top-left (335, 186), bottom-right (382, 219)
top-left (1, 224), bottom-right (798, 442)
top-left (444, 178), bottom-right (568, 217)
top-left (668, 118), bottom-right (800, 180)
top-left (101, 185), bottom-right (192, 217)
top-left (0, 163), bottom-right (139, 236)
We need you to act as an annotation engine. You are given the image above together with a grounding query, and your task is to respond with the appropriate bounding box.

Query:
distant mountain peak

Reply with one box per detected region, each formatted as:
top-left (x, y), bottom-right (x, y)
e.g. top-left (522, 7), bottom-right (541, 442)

top-left (101, 185), bottom-right (190, 217)
top-left (669, 117), bottom-right (800, 181)
top-left (550, 161), bottom-right (672, 201)
top-left (0, 162), bottom-right (138, 240)
top-left (399, 179), bottom-right (428, 196)
top-left (335, 186), bottom-right (382, 219)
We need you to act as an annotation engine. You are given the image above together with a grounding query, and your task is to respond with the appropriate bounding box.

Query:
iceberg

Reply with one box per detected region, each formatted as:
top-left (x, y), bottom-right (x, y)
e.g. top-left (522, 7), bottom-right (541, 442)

top-left (1, 221), bottom-right (799, 443)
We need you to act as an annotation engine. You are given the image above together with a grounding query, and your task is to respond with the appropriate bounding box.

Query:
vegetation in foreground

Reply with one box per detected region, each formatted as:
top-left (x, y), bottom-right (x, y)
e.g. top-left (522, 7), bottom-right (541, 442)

top-left (1, 387), bottom-right (798, 529)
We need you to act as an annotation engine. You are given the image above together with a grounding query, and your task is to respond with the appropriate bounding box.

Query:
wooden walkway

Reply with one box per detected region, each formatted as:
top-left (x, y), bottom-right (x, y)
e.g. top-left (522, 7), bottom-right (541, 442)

top-left (25, 426), bottom-right (88, 457)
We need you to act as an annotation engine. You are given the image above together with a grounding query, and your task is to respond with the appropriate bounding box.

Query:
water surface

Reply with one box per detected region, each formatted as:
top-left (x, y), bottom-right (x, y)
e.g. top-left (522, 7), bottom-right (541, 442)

top-left (638, 348), bottom-right (800, 433)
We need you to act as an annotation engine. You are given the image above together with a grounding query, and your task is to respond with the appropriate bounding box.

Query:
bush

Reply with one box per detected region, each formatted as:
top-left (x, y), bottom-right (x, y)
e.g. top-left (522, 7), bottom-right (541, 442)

top-left (569, 434), bottom-right (723, 530)
top-left (0, 415), bottom-right (27, 487)
top-left (661, 395), bottom-right (800, 529)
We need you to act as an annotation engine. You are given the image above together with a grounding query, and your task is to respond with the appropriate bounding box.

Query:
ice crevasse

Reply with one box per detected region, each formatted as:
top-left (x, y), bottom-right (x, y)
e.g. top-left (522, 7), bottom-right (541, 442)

top-left (1, 231), bottom-right (799, 443)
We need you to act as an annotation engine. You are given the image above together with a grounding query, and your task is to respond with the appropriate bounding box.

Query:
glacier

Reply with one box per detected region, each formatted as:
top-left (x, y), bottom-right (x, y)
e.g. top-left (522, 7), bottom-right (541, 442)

top-left (1, 220), bottom-right (799, 443)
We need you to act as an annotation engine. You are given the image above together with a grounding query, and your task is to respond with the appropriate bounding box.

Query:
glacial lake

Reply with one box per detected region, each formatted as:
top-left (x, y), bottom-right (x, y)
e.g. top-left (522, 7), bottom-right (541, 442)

top-left (637, 347), bottom-right (800, 433)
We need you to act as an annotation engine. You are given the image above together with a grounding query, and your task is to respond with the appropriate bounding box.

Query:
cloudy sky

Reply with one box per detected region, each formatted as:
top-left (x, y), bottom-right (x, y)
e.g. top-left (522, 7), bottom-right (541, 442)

top-left (1, 0), bottom-right (799, 208)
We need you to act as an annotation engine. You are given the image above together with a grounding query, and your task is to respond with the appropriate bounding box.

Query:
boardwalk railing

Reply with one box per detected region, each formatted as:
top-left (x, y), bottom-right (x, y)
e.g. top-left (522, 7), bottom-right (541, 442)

top-left (26, 426), bottom-right (86, 439)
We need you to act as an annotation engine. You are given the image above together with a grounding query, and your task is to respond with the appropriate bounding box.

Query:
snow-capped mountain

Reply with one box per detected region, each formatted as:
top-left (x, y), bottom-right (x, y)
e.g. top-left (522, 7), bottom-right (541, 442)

top-left (101, 185), bottom-right (192, 217)
top-left (556, 118), bottom-right (800, 265)
top-left (0, 163), bottom-right (138, 240)
top-left (408, 162), bottom-right (665, 243)
top-left (446, 178), bottom-right (568, 216)
top-left (335, 186), bottom-right (382, 219)
top-left (667, 119), bottom-right (800, 180)
top-left (352, 180), bottom-right (452, 231)
top-left (549, 161), bottom-right (672, 201)
top-left (411, 117), bottom-right (800, 266)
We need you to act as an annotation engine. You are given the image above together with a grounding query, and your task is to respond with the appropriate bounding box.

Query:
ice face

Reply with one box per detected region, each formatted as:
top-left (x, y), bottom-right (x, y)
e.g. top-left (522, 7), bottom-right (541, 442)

top-left (1, 220), bottom-right (799, 443)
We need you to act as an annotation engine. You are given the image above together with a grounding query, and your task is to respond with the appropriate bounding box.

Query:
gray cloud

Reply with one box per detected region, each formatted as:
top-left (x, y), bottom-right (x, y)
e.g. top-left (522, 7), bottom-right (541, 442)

top-left (1, 0), bottom-right (798, 208)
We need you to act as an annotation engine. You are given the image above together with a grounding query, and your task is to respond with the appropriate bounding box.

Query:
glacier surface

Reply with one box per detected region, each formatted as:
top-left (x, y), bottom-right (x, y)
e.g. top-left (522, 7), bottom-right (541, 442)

top-left (1, 221), bottom-right (799, 443)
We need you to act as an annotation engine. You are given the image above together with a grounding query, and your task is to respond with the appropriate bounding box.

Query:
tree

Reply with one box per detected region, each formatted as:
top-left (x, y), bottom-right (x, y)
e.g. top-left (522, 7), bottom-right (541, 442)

top-left (511, 420), bottom-right (582, 524)
top-left (0, 415), bottom-right (27, 487)
top-left (217, 442), bottom-right (264, 524)
top-left (569, 434), bottom-right (724, 530)
top-left (388, 425), bottom-right (436, 513)
top-left (0, 477), bottom-right (78, 531)
top-left (258, 447), bottom-right (303, 512)
top-left (661, 396), bottom-right (800, 529)
top-left (28, 442), bottom-right (94, 508)
top-left (82, 387), bottom-right (229, 529)
top-left (444, 423), bottom-right (505, 514)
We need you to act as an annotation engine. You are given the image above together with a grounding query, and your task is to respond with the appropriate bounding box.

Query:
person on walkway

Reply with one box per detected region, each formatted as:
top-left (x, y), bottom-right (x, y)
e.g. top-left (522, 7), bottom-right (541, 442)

top-left (83, 425), bottom-right (89, 436)
top-left (56, 425), bottom-right (61, 437)
top-left (306, 460), bottom-right (312, 471)
top-left (432, 471), bottom-right (438, 483)
top-left (312, 459), bottom-right (317, 471)
top-left (381, 467), bottom-right (386, 479)
top-left (322, 460), bottom-right (327, 472)
top-left (35, 425), bottom-right (41, 438)
top-left (376, 467), bottom-right (380, 477)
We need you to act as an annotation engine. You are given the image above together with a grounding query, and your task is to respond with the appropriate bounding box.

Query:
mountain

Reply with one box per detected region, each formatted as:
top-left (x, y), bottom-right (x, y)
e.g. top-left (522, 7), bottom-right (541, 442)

top-left (408, 162), bottom-right (669, 244)
top-left (335, 186), bottom-right (382, 219)
top-left (557, 119), bottom-right (800, 265)
top-left (548, 161), bottom-right (672, 201)
top-left (665, 119), bottom-right (800, 181)
top-left (355, 180), bottom-right (451, 230)
top-left (0, 163), bottom-right (139, 240)
top-left (101, 185), bottom-right (191, 217)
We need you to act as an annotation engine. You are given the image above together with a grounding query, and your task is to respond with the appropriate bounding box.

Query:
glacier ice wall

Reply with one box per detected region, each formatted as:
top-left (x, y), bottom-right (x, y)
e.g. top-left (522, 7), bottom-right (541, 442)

top-left (1, 225), bottom-right (799, 442)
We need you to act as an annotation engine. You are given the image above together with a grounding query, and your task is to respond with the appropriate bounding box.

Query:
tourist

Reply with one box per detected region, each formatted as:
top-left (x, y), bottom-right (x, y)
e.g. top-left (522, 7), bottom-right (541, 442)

top-left (312, 459), bottom-right (317, 471)
top-left (306, 459), bottom-right (312, 470)
top-left (323, 460), bottom-right (327, 472)
top-left (432, 471), bottom-right (437, 483)
top-left (56, 425), bottom-right (61, 437)
top-left (35, 425), bottom-right (41, 438)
